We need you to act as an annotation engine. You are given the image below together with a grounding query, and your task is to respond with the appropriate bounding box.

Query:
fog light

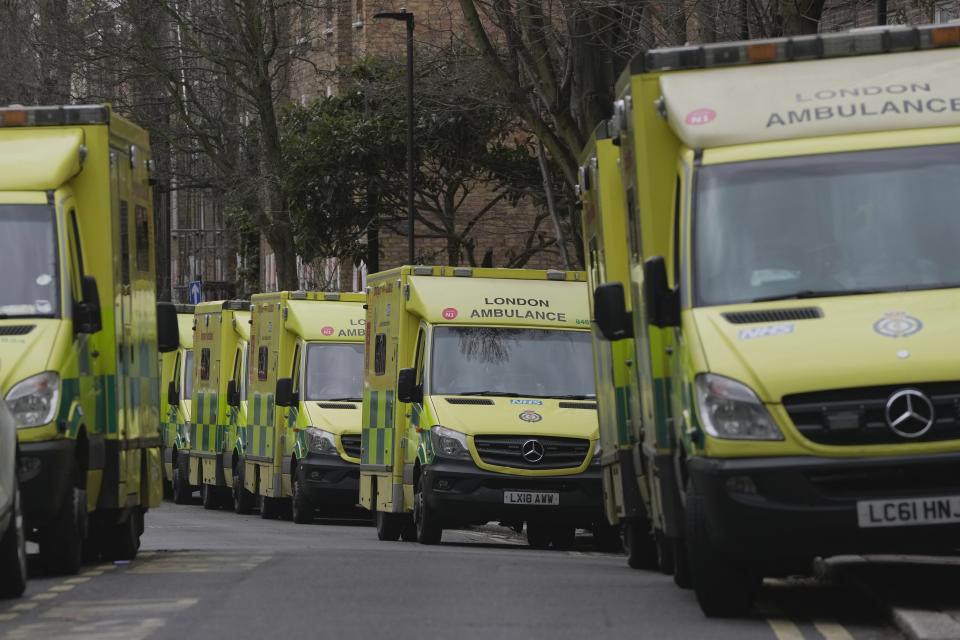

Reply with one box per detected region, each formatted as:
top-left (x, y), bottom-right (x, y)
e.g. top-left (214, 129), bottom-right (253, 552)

top-left (435, 478), bottom-right (452, 490)
top-left (726, 475), bottom-right (758, 496)
top-left (309, 471), bottom-right (324, 481)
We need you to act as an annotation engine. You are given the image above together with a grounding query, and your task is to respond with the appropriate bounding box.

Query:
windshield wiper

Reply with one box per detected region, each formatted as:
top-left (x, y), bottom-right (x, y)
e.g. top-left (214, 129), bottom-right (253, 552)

top-left (751, 288), bottom-right (886, 303)
top-left (319, 397), bottom-right (362, 402)
top-left (457, 391), bottom-right (521, 397)
top-left (545, 394), bottom-right (596, 400)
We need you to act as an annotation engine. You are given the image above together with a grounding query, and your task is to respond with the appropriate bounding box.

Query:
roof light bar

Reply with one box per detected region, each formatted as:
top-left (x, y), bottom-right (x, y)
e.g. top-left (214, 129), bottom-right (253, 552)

top-left (546, 270), bottom-right (566, 281)
top-left (224, 300), bottom-right (248, 311)
top-left (0, 105), bottom-right (109, 127)
top-left (413, 266), bottom-right (433, 276)
top-left (634, 23), bottom-right (960, 73)
top-left (323, 292), bottom-right (341, 301)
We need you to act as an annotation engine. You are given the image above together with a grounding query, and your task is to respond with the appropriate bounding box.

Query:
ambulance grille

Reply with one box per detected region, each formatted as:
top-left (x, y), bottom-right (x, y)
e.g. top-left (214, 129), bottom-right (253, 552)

top-left (445, 397), bottom-right (494, 406)
top-left (316, 402), bottom-right (357, 410)
top-left (559, 402), bottom-right (597, 410)
top-left (722, 307), bottom-right (822, 324)
top-left (340, 435), bottom-right (362, 459)
top-left (0, 325), bottom-right (34, 336)
top-left (783, 382), bottom-right (960, 446)
top-left (474, 436), bottom-right (590, 470)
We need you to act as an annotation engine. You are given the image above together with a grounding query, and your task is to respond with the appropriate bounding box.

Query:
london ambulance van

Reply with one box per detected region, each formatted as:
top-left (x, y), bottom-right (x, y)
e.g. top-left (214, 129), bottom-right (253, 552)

top-left (0, 104), bottom-right (176, 573)
top-left (244, 291), bottom-right (366, 522)
top-left (592, 24), bottom-right (960, 616)
top-left (160, 304), bottom-right (194, 501)
top-left (360, 266), bottom-right (606, 548)
top-left (187, 300), bottom-right (249, 510)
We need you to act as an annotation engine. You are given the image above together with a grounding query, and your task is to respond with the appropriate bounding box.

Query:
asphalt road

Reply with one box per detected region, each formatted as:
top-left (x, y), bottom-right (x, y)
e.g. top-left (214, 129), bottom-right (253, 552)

top-left (0, 500), bottom-right (906, 640)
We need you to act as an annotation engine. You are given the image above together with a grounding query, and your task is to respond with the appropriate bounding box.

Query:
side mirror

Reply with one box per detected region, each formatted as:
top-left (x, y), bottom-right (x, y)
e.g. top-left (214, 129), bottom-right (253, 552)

top-left (76, 275), bottom-right (102, 334)
top-left (644, 256), bottom-right (680, 328)
top-left (227, 380), bottom-right (240, 407)
top-left (397, 368), bottom-right (422, 404)
top-left (167, 380), bottom-right (179, 406)
top-left (275, 377), bottom-right (298, 407)
top-left (594, 283), bottom-right (633, 341)
top-left (157, 302), bottom-right (179, 353)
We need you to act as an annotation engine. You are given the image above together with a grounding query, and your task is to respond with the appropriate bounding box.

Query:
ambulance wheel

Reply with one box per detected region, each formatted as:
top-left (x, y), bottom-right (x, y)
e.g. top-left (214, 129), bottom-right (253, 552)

top-left (41, 486), bottom-right (85, 575)
top-left (233, 462), bottom-right (255, 514)
top-left (291, 467), bottom-right (313, 524)
top-left (550, 525), bottom-right (576, 550)
top-left (399, 518), bottom-right (417, 542)
top-left (623, 521), bottom-right (658, 570)
top-left (201, 484), bottom-right (221, 510)
top-left (172, 453), bottom-right (192, 505)
top-left (0, 481), bottom-right (27, 598)
top-left (375, 511), bottom-right (403, 541)
top-left (413, 474), bottom-right (442, 545)
top-left (100, 509), bottom-right (141, 562)
top-left (656, 531), bottom-right (675, 575)
top-left (259, 495), bottom-right (283, 520)
top-left (525, 521), bottom-right (551, 549)
top-left (687, 487), bottom-right (760, 617)
top-left (672, 536), bottom-right (691, 589)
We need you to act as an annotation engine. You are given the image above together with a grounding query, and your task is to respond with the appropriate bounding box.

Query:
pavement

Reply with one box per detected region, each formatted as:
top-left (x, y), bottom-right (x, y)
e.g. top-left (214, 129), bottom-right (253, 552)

top-left (0, 499), bottom-right (947, 639)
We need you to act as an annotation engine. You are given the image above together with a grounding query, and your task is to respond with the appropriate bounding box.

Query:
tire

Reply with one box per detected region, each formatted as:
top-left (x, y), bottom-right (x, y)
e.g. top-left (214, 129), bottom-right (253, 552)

top-left (172, 453), bottom-right (192, 505)
top-left (399, 518), bottom-right (417, 542)
top-left (550, 525), bottom-right (576, 550)
top-left (375, 510), bottom-right (403, 541)
top-left (100, 509), bottom-right (140, 562)
top-left (233, 461), bottom-right (255, 515)
top-left (593, 523), bottom-right (622, 552)
top-left (291, 467), bottom-right (313, 525)
top-left (525, 521), bottom-right (551, 549)
top-left (672, 536), bottom-right (692, 589)
top-left (40, 486), bottom-right (85, 575)
top-left (656, 531), bottom-right (676, 575)
top-left (0, 481), bottom-right (27, 598)
top-left (686, 487), bottom-right (761, 617)
top-left (413, 474), bottom-right (442, 545)
top-left (259, 495), bottom-right (283, 520)
top-left (619, 520), bottom-right (657, 569)
top-left (201, 483), bottom-right (218, 510)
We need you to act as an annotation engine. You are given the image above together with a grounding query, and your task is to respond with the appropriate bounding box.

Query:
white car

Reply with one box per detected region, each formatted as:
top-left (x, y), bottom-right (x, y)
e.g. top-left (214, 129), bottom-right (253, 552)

top-left (0, 399), bottom-right (27, 598)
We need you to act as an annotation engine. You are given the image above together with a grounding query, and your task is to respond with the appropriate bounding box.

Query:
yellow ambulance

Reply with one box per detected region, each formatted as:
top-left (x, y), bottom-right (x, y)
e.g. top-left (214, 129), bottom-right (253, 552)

top-left (245, 291), bottom-right (366, 522)
top-left (160, 304), bottom-right (194, 502)
top-left (592, 24), bottom-right (960, 615)
top-left (188, 300), bottom-right (250, 510)
top-left (360, 266), bottom-right (605, 548)
top-left (0, 105), bottom-right (176, 573)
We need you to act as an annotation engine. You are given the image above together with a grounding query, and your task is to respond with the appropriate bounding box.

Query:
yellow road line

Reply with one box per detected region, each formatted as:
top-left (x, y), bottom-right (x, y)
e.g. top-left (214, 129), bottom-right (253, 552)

top-left (48, 585), bottom-right (75, 593)
top-left (30, 594), bottom-right (57, 601)
top-left (10, 603), bottom-right (37, 612)
top-left (768, 619), bottom-right (805, 640)
top-left (814, 620), bottom-right (855, 640)
top-left (63, 577), bottom-right (90, 584)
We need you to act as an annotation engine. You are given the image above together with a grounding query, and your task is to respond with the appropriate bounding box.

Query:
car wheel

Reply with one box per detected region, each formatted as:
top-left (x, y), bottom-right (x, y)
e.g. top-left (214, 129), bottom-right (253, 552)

top-left (525, 521), bottom-right (551, 549)
top-left (40, 485), bottom-right (85, 575)
top-left (233, 461), bottom-right (255, 514)
top-left (291, 467), bottom-right (313, 525)
top-left (413, 474), bottom-right (442, 545)
top-left (172, 453), bottom-right (192, 505)
top-left (375, 510), bottom-right (403, 541)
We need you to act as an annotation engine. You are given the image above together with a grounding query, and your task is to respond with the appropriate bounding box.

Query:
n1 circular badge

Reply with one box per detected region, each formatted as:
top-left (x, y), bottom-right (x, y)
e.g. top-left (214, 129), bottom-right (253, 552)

top-left (519, 410), bottom-right (542, 423)
top-left (874, 311), bottom-right (922, 338)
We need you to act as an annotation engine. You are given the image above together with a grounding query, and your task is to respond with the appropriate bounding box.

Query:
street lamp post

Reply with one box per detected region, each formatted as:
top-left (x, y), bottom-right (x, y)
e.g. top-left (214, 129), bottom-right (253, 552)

top-left (373, 8), bottom-right (416, 265)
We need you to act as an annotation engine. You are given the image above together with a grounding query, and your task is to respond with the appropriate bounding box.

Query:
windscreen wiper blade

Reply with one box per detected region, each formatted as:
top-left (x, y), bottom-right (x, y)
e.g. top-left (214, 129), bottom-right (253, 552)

top-left (547, 394), bottom-right (597, 400)
top-left (321, 397), bottom-right (362, 402)
top-left (751, 289), bottom-right (886, 303)
top-left (457, 391), bottom-right (520, 397)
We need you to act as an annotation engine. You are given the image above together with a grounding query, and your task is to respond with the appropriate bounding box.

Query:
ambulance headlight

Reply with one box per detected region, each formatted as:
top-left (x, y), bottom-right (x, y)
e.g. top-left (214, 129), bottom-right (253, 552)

top-left (305, 428), bottom-right (338, 455)
top-left (695, 374), bottom-right (783, 441)
top-left (6, 371), bottom-right (60, 428)
top-left (591, 441), bottom-right (602, 465)
top-left (431, 426), bottom-right (470, 460)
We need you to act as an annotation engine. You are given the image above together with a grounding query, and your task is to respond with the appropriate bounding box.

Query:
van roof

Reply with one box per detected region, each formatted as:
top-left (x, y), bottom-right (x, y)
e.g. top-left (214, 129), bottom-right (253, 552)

top-left (0, 128), bottom-right (84, 190)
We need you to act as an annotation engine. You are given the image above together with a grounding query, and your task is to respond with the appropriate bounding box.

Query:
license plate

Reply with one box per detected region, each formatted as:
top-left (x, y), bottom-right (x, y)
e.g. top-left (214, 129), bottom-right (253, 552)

top-left (856, 495), bottom-right (960, 528)
top-left (504, 491), bottom-right (559, 506)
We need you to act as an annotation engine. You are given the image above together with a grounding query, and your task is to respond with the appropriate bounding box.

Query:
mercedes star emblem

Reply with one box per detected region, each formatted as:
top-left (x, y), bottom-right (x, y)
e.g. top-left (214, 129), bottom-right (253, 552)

top-left (521, 439), bottom-right (545, 463)
top-left (884, 389), bottom-right (935, 438)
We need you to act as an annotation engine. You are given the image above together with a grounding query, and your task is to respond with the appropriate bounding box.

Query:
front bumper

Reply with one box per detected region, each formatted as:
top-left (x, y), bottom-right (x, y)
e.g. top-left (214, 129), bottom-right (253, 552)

top-left (19, 438), bottom-right (75, 528)
top-left (423, 459), bottom-right (604, 527)
top-left (298, 453), bottom-right (360, 507)
top-left (689, 452), bottom-right (960, 561)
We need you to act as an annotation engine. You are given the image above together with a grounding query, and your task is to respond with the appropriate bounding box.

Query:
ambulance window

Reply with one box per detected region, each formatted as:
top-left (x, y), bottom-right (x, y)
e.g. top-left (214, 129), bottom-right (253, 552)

top-left (67, 210), bottom-right (84, 298)
top-left (257, 346), bottom-right (269, 381)
top-left (199, 348), bottom-right (210, 380)
top-left (374, 333), bottom-right (387, 376)
top-left (120, 200), bottom-right (130, 286)
top-left (673, 176), bottom-right (681, 291)
top-left (172, 351), bottom-right (181, 388)
top-left (414, 327), bottom-right (426, 384)
top-left (240, 345), bottom-right (249, 400)
top-left (135, 205), bottom-right (150, 272)
top-left (291, 344), bottom-right (301, 390)
top-left (183, 350), bottom-right (194, 400)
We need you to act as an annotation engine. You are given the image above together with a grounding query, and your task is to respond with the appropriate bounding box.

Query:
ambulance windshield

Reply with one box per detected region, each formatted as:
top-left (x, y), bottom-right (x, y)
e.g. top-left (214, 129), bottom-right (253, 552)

top-left (0, 205), bottom-right (59, 318)
top-left (304, 343), bottom-right (364, 401)
top-left (694, 144), bottom-right (960, 306)
top-left (430, 327), bottom-right (595, 399)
